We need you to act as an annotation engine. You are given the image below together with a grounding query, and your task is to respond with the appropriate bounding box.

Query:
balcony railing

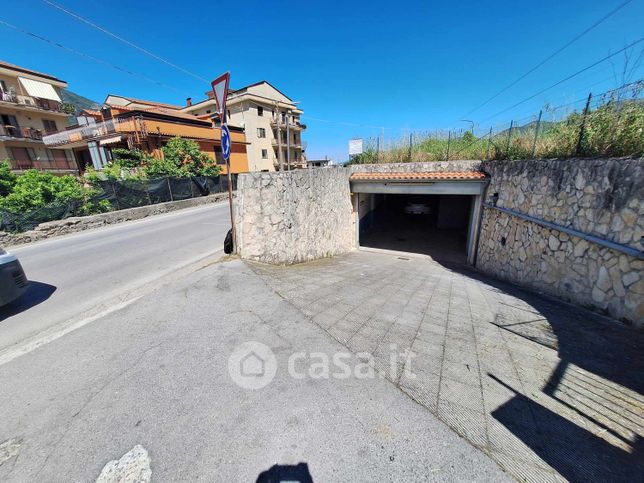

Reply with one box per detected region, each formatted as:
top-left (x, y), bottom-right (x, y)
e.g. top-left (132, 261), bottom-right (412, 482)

top-left (0, 92), bottom-right (66, 114)
top-left (42, 118), bottom-right (141, 147)
top-left (269, 118), bottom-right (306, 130)
top-left (271, 139), bottom-right (302, 149)
top-left (0, 125), bottom-right (43, 140)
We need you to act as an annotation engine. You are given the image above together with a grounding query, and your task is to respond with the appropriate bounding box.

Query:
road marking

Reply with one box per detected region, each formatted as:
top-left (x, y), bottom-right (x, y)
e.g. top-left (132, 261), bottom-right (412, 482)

top-left (95, 445), bottom-right (151, 483)
top-left (0, 251), bottom-right (225, 367)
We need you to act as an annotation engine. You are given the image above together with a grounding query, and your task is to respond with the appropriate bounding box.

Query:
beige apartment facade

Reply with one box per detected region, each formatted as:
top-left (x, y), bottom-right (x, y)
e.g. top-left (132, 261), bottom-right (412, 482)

top-left (182, 81), bottom-right (306, 172)
top-left (0, 61), bottom-right (77, 173)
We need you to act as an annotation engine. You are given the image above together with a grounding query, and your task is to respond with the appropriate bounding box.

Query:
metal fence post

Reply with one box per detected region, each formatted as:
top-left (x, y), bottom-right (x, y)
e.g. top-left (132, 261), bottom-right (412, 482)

top-left (408, 133), bottom-right (413, 162)
top-left (486, 127), bottom-right (492, 159)
top-left (531, 110), bottom-right (542, 158)
top-left (506, 120), bottom-right (514, 159)
top-left (167, 177), bottom-right (174, 202)
top-left (145, 180), bottom-right (152, 205)
top-left (576, 92), bottom-right (592, 156)
top-left (446, 131), bottom-right (451, 161)
top-left (111, 181), bottom-right (120, 211)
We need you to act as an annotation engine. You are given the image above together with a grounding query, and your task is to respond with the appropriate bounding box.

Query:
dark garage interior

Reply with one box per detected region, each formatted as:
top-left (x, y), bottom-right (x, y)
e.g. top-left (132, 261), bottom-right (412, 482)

top-left (358, 193), bottom-right (473, 263)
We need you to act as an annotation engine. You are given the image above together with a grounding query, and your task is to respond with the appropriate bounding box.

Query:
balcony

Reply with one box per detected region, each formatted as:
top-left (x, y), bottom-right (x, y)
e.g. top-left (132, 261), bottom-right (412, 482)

top-left (0, 125), bottom-right (43, 140)
top-left (269, 117), bottom-right (306, 130)
top-left (0, 92), bottom-right (68, 115)
top-left (42, 118), bottom-right (141, 147)
top-left (271, 139), bottom-right (302, 149)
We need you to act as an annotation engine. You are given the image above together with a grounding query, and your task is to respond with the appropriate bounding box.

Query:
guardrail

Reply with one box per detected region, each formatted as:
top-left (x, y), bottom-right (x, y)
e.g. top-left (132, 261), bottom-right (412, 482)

top-left (484, 203), bottom-right (644, 259)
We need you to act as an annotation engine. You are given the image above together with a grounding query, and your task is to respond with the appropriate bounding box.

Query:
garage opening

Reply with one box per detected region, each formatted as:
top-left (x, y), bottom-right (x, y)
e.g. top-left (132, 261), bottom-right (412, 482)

top-left (351, 171), bottom-right (489, 265)
top-left (358, 193), bottom-right (473, 263)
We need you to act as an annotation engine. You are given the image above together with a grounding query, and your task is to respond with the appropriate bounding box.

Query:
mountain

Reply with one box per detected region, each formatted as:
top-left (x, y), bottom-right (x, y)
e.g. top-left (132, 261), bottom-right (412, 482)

top-left (59, 89), bottom-right (100, 113)
top-left (495, 120), bottom-right (558, 137)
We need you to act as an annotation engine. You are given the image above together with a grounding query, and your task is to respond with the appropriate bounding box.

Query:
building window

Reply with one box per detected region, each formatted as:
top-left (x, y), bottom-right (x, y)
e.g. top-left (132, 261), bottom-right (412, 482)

top-left (227, 110), bottom-right (231, 119)
top-left (257, 106), bottom-right (263, 116)
top-left (43, 119), bottom-right (58, 133)
top-left (257, 128), bottom-right (266, 138)
top-left (0, 80), bottom-right (6, 93)
top-left (261, 149), bottom-right (268, 159)
top-left (206, 109), bottom-right (211, 114)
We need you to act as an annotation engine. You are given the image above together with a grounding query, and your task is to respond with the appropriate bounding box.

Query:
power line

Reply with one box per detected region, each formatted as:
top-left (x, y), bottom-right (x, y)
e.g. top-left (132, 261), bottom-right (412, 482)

top-left (0, 19), bottom-right (189, 96)
top-left (480, 37), bottom-right (644, 122)
top-left (42, 0), bottom-right (209, 83)
top-left (464, 0), bottom-right (633, 117)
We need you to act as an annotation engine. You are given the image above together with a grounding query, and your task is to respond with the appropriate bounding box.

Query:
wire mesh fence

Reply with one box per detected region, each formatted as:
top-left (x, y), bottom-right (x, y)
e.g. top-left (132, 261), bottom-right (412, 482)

top-left (350, 80), bottom-right (644, 164)
top-left (0, 174), bottom-right (236, 233)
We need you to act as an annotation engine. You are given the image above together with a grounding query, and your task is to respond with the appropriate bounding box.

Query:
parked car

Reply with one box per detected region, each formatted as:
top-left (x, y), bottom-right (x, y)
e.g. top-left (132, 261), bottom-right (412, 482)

top-left (0, 247), bottom-right (28, 306)
top-left (404, 202), bottom-right (431, 215)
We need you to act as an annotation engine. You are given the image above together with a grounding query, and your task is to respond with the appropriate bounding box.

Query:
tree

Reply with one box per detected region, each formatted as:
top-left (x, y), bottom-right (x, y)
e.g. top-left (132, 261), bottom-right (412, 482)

top-left (154, 137), bottom-right (221, 177)
top-left (111, 148), bottom-right (146, 169)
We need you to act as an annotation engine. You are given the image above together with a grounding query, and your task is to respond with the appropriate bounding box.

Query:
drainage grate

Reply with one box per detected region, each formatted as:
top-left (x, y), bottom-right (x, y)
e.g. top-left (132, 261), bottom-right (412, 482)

top-left (397, 257), bottom-right (410, 261)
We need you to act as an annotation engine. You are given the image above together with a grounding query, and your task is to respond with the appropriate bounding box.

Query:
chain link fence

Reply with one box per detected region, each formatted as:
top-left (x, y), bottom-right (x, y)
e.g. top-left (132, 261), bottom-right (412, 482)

top-left (0, 174), bottom-right (237, 233)
top-left (350, 80), bottom-right (644, 164)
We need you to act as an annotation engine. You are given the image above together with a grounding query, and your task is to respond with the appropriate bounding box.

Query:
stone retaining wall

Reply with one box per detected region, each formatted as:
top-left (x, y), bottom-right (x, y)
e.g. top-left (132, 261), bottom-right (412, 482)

top-left (1, 192), bottom-right (229, 248)
top-left (477, 157), bottom-right (643, 326)
top-left (235, 168), bottom-right (354, 264)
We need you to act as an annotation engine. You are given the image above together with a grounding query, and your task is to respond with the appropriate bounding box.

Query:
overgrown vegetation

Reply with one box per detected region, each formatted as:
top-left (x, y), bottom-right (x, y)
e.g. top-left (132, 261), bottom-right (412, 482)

top-left (0, 161), bottom-right (109, 216)
top-left (349, 95), bottom-right (644, 164)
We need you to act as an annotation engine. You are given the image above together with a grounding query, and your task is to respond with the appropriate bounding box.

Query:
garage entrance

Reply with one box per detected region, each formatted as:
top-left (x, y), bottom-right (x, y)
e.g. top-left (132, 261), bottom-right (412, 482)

top-left (351, 171), bottom-right (489, 264)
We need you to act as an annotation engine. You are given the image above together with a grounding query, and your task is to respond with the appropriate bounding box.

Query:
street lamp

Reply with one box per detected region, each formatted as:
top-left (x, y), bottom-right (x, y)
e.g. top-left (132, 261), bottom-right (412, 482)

top-left (459, 119), bottom-right (474, 133)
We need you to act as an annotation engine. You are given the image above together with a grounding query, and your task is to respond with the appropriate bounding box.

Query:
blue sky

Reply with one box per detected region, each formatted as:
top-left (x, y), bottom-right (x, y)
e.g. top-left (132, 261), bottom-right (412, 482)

top-left (3, 0), bottom-right (643, 162)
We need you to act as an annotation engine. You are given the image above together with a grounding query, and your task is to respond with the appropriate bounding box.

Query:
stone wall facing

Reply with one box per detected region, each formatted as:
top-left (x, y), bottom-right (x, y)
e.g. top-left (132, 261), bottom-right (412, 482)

top-left (235, 168), bottom-right (354, 265)
top-left (477, 157), bottom-right (643, 326)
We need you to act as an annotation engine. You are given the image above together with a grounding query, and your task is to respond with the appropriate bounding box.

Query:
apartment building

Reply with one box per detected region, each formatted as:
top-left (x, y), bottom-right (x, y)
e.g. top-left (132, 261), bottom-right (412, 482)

top-left (182, 81), bottom-right (306, 172)
top-left (43, 95), bottom-right (249, 174)
top-left (0, 61), bottom-right (78, 173)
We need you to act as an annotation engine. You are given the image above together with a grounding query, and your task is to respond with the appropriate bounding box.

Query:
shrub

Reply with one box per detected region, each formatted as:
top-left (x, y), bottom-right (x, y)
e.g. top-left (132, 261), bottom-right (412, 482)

top-left (153, 137), bottom-right (221, 177)
top-left (0, 170), bottom-right (88, 213)
top-left (0, 160), bottom-right (17, 197)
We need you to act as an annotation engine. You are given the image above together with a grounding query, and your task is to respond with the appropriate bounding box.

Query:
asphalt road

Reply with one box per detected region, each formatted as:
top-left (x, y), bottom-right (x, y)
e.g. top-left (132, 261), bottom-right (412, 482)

top-left (0, 202), bottom-right (230, 353)
top-left (0, 258), bottom-right (508, 482)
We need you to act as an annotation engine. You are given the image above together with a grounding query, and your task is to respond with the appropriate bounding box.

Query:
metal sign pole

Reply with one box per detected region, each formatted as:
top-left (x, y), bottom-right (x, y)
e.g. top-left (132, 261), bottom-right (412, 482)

top-left (223, 123), bottom-right (236, 253)
top-left (211, 72), bottom-right (236, 253)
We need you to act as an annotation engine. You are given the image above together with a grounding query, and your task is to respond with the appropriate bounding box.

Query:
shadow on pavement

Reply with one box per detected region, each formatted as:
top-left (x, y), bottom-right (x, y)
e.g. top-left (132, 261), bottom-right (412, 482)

top-left (0, 281), bottom-right (56, 322)
top-left (443, 262), bottom-right (644, 480)
top-left (490, 374), bottom-right (644, 481)
top-left (256, 462), bottom-right (313, 483)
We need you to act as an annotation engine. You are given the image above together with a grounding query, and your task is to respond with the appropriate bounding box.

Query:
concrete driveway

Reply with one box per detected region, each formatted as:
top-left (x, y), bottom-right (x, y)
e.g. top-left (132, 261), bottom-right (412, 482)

top-left (0, 256), bottom-right (507, 482)
top-left (250, 249), bottom-right (644, 482)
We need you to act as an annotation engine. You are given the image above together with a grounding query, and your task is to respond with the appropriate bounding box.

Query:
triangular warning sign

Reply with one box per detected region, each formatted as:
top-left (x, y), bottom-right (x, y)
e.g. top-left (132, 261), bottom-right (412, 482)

top-left (211, 72), bottom-right (230, 122)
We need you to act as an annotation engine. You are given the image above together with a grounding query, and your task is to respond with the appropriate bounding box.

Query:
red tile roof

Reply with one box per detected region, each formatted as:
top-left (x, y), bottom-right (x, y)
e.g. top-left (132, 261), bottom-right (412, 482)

top-left (350, 171), bottom-right (487, 181)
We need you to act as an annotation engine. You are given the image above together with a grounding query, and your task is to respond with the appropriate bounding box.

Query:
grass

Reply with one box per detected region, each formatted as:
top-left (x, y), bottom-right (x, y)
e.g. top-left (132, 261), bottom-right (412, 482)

top-left (349, 96), bottom-right (644, 164)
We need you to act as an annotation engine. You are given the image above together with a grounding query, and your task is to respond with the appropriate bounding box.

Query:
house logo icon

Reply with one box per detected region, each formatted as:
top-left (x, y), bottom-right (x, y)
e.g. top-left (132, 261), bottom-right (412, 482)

top-left (228, 341), bottom-right (277, 390)
top-left (240, 351), bottom-right (265, 377)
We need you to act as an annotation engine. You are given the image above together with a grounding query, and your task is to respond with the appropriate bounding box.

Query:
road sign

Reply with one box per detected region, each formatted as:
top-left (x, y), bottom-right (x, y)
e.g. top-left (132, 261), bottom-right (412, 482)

top-left (349, 138), bottom-right (363, 155)
top-left (211, 72), bottom-right (230, 122)
top-left (221, 124), bottom-right (231, 161)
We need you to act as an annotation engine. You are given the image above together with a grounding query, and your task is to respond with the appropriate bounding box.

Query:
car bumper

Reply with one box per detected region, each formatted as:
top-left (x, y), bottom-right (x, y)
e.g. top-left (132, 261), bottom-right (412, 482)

top-left (0, 256), bottom-right (28, 306)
